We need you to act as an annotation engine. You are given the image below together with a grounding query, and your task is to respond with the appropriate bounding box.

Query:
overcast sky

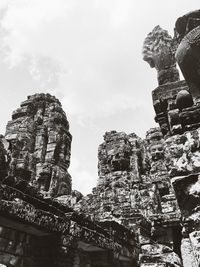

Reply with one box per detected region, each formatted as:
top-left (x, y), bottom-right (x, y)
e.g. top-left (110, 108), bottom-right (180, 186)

top-left (0, 0), bottom-right (199, 195)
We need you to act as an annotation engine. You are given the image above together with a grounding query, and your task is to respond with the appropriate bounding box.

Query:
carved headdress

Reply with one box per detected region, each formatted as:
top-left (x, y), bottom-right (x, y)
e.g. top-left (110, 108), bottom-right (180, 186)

top-left (142, 25), bottom-right (179, 85)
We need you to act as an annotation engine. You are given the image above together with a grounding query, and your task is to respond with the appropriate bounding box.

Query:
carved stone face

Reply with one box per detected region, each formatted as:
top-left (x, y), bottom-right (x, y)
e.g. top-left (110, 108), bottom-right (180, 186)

top-left (5, 94), bottom-right (72, 196)
top-left (143, 25), bottom-right (179, 85)
top-left (168, 144), bottom-right (180, 158)
top-left (150, 144), bottom-right (164, 161)
top-left (155, 52), bottom-right (175, 71)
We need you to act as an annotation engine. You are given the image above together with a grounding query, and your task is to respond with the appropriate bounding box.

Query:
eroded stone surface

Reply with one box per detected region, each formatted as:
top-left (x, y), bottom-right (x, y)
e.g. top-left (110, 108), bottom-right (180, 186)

top-left (143, 25), bottom-right (179, 85)
top-left (140, 244), bottom-right (182, 267)
top-left (70, 128), bottom-right (182, 267)
top-left (175, 10), bottom-right (200, 99)
top-left (0, 94), bottom-right (138, 267)
top-left (5, 93), bottom-right (72, 197)
top-left (1, 8), bottom-right (200, 267)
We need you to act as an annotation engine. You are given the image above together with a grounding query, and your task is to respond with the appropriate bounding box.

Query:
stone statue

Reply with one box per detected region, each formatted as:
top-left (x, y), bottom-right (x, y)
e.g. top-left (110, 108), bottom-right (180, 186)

top-left (143, 25), bottom-right (179, 85)
top-left (175, 10), bottom-right (200, 99)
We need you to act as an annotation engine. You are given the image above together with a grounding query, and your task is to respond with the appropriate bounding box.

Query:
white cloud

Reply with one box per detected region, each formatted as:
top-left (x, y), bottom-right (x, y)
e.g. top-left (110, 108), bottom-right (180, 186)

top-left (69, 156), bottom-right (97, 195)
top-left (0, 0), bottom-right (200, 194)
top-left (0, 0), bottom-right (150, 121)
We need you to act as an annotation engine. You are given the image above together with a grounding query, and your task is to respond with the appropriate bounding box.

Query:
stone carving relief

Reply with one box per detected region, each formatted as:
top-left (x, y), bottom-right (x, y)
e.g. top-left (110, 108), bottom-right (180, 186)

top-left (175, 10), bottom-right (200, 99)
top-left (4, 94), bottom-right (72, 197)
top-left (143, 25), bottom-right (179, 85)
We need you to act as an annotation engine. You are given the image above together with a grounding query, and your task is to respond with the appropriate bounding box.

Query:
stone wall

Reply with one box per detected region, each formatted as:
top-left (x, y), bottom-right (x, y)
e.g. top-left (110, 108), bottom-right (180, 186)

top-left (71, 128), bottom-right (182, 266)
top-left (0, 93), bottom-right (138, 267)
top-left (141, 11), bottom-right (200, 266)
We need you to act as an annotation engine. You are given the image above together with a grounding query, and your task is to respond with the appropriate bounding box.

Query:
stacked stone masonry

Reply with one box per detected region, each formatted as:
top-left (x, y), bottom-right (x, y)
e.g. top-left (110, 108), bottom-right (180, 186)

top-left (4, 93), bottom-right (72, 198)
top-left (0, 94), bottom-right (138, 267)
top-left (1, 9), bottom-right (200, 267)
top-left (71, 9), bottom-right (200, 267)
top-left (73, 128), bottom-right (182, 267)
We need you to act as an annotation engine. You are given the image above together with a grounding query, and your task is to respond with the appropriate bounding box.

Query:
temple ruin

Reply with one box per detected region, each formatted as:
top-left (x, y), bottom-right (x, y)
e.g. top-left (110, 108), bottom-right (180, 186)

top-left (0, 9), bottom-right (200, 267)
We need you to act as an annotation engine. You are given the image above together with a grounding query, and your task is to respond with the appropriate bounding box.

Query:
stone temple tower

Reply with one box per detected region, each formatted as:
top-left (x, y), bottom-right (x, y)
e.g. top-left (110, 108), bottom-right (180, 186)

top-left (4, 93), bottom-right (72, 197)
